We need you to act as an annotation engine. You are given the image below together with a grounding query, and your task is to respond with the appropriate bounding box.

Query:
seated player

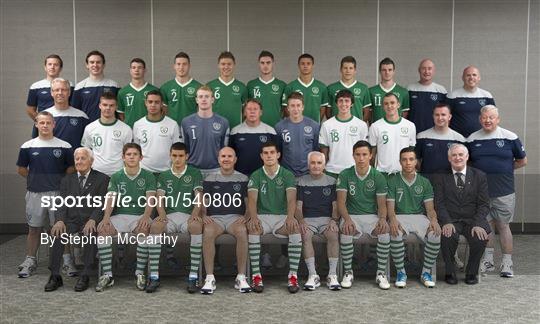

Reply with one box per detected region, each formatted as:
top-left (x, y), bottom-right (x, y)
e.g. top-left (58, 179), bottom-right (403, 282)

top-left (337, 140), bottom-right (391, 290)
top-left (386, 147), bottom-right (441, 288)
top-left (95, 143), bottom-right (156, 292)
top-left (147, 142), bottom-right (204, 293)
top-left (296, 151), bottom-right (340, 290)
top-left (200, 147), bottom-right (251, 294)
top-left (246, 142), bottom-right (301, 293)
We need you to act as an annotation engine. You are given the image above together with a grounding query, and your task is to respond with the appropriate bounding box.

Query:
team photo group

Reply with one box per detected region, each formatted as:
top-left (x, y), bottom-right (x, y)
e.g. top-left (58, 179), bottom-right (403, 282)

top-left (17, 48), bottom-right (527, 295)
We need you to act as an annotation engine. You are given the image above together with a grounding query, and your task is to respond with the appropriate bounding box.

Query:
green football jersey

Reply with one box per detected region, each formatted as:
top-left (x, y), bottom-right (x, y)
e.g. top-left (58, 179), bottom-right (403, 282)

top-left (247, 77), bottom-right (286, 127)
top-left (282, 78), bottom-right (329, 123)
top-left (108, 167), bottom-right (157, 215)
top-left (207, 78), bottom-right (248, 128)
top-left (159, 78), bottom-right (202, 125)
top-left (248, 165), bottom-right (296, 215)
top-left (387, 172), bottom-right (433, 215)
top-left (336, 166), bottom-right (387, 215)
top-left (117, 83), bottom-right (159, 128)
top-left (368, 83), bottom-right (410, 122)
top-left (327, 80), bottom-right (372, 119)
top-left (156, 166), bottom-right (203, 214)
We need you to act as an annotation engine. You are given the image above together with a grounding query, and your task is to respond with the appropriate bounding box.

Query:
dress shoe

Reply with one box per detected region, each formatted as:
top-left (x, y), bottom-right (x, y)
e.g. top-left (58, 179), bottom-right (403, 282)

top-left (445, 272), bottom-right (458, 285)
top-left (465, 274), bottom-right (479, 285)
top-left (74, 275), bottom-right (90, 292)
top-left (45, 275), bottom-right (63, 292)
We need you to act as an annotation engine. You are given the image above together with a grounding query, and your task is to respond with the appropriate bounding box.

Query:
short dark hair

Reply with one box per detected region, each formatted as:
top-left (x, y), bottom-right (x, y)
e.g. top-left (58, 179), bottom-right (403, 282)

top-left (433, 102), bottom-right (451, 113)
top-left (258, 50), bottom-right (274, 61)
top-left (340, 56), bottom-right (356, 68)
top-left (44, 54), bottom-right (63, 68)
top-left (85, 50), bottom-right (105, 64)
top-left (353, 140), bottom-right (372, 154)
top-left (298, 53), bottom-right (314, 64)
top-left (336, 89), bottom-right (355, 104)
top-left (100, 91), bottom-right (117, 102)
top-left (261, 141), bottom-right (279, 153)
top-left (383, 92), bottom-right (399, 101)
top-left (175, 52), bottom-right (190, 62)
top-left (379, 57), bottom-right (395, 71)
top-left (130, 57), bottom-right (146, 68)
top-left (122, 143), bottom-right (142, 156)
top-left (399, 147), bottom-right (417, 159)
top-left (35, 111), bottom-right (54, 122)
top-left (170, 142), bottom-right (187, 153)
top-left (287, 92), bottom-right (304, 104)
top-left (145, 89), bottom-right (163, 101)
top-left (243, 98), bottom-right (263, 112)
top-left (218, 51), bottom-right (235, 63)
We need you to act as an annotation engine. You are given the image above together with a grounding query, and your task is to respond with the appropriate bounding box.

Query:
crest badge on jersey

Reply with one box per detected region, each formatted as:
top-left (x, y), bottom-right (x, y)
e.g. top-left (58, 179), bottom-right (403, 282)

top-left (366, 179), bottom-right (375, 189)
top-left (259, 135), bottom-right (268, 143)
top-left (323, 187), bottom-right (332, 196)
top-left (187, 87), bottom-right (195, 95)
top-left (401, 127), bottom-right (409, 134)
top-left (137, 178), bottom-right (146, 187)
top-left (212, 122), bottom-right (222, 131)
top-left (233, 184), bottom-right (241, 192)
top-left (304, 126), bottom-right (313, 134)
top-left (53, 149), bottom-right (62, 158)
top-left (496, 140), bottom-right (505, 148)
top-left (143, 91), bottom-right (149, 97)
top-left (272, 84), bottom-right (279, 92)
top-left (69, 118), bottom-right (78, 126)
top-left (160, 127), bottom-right (168, 134)
top-left (312, 87), bottom-right (319, 95)
top-left (430, 94), bottom-right (438, 101)
top-left (113, 130), bottom-right (121, 138)
top-left (414, 185), bottom-right (423, 195)
top-left (275, 177), bottom-right (283, 186)
top-left (350, 126), bottom-right (358, 133)
top-left (183, 175), bottom-right (192, 183)
top-left (478, 99), bottom-right (486, 106)
top-left (232, 85), bottom-right (240, 93)
top-left (354, 88), bottom-right (362, 95)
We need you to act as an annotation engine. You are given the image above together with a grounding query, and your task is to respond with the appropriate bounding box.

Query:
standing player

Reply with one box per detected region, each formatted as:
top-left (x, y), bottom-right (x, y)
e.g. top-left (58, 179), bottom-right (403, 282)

top-left (448, 66), bottom-right (495, 137)
top-left (275, 92), bottom-right (320, 177)
top-left (144, 142), bottom-right (204, 293)
top-left (337, 140), bottom-right (391, 290)
top-left (368, 57), bottom-right (410, 123)
top-left (229, 99), bottom-right (277, 175)
top-left (117, 58), bottom-right (159, 128)
top-left (319, 89), bottom-right (368, 177)
top-left (181, 85), bottom-right (229, 176)
top-left (207, 51), bottom-right (248, 128)
top-left (296, 152), bottom-right (341, 290)
top-left (133, 90), bottom-right (181, 173)
top-left (416, 103), bottom-right (466, 176)
top-left (160, 52), bottom-right (202, 125)
top-left (200, 147), bottom-right (251, 294)
top-left (16, 111), bottom-right (74, 278)
top-left (468, 106), bottom-right (527, 277)
top-left (368, 93), bottom-right (416, 175)
top-left (42, 78), bottom-right (89, 149)
top-left (407, 59), bottom-right (447, 133)
top-left (246, 142), bottom-right (301, 293)
top-left (386, 147), bottom-right (441, 288)
top-left (71, 50), bottom-right (119, 122)
top-left (327, 56), bottom-right (371, 122)
top-left (95, 143), bottom-right (156, 292)
top-left (282, 53), bottom-right (329, 123)
top-left (26, 54), bottom-right (73, 136)
top-left (247, 50), bottom-right (286, 127)
top-left (82, 92), bottom-right (133, 176)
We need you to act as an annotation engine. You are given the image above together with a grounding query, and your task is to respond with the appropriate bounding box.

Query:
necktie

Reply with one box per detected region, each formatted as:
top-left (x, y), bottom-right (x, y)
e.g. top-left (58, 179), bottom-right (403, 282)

top-left (79, 175), bottom-right (85, 191)
top-left (456, 172), bottom-right (465, 191)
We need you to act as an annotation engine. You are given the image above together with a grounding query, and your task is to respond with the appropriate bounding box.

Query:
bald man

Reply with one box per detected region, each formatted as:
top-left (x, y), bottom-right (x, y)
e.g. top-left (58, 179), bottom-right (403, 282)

top-left (447, 66), bottom-right (495, 137)
top-left (200, 147), bottom-right (251, 294)
top-left (407, 59), bottom-right (447, 133)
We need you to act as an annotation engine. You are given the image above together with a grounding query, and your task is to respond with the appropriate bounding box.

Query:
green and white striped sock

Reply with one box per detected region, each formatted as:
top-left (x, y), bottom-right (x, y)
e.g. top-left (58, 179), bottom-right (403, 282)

top-left (248, 235), bottom-right (261, 276)
top-left (97, 242), bottom-right (113, 276)
top-left (189, 234), bottom-right (202, 279)
top-left (340, 235), bottom-right (354, 272)
top-left (288, 234), bottom-right (302, 275)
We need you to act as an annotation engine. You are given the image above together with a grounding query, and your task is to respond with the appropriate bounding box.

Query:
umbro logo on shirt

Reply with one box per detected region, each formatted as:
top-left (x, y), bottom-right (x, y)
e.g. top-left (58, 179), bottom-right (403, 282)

top-left (83, 90), bottom-right (91, 94)
top-left (32, 152), bottom-right (39, 156)
top-left (40, 91), bottom-right (48, 94)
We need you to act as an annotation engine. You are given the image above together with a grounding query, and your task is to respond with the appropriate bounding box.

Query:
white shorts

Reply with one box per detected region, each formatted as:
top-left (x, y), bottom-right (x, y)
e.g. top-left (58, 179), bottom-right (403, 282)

top-left (396, 214), bottom-right (430, 241)
top-left (340, 214), bottom-right (379, 239)
top-left (211, 214), bottom-right (242, 232)
top-left (166, 212), bottom-right (190, 233)
top-left (26, 191), bottom-right (58, 227)
top-left (259, 214), bottom-right (287, 238)
top-left (304, 217), bottom-right (331, 234)
top-left (110, 214), bottom-right (144, 233)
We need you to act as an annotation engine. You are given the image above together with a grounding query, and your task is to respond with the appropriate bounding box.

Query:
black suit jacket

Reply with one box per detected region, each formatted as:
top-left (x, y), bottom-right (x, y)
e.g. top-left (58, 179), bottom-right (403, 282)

top-left (55, 169), bottom-right (109, 226)
top-left (433, 166), bottom-right (490, 231)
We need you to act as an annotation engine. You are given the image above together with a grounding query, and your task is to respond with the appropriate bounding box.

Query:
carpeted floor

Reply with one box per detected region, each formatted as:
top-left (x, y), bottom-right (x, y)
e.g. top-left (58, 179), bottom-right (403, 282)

top-left (1, 235), bottom-right (539, 323)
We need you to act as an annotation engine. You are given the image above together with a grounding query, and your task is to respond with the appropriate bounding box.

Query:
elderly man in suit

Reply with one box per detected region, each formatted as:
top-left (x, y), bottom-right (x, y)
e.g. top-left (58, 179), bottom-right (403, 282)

top-left (434, 143), bottom-right (490, 285)
top-left (45, 147), bottom-right (109, 292)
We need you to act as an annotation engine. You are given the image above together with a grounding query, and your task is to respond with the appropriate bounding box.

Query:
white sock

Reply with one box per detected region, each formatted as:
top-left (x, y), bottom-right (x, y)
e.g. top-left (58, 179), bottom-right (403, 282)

top-left (305, 257), bottom-right (316, 276)
top-left (63, 253), bottom-right (72, 264)
top-left (484, 248), bottom-right (494, 260)
top-left (206, 274), bottom-right (215, 281)
top-left (328, 258), bottom-right (338, 276)
top-left (502, 254), bottom-right (512, 263)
